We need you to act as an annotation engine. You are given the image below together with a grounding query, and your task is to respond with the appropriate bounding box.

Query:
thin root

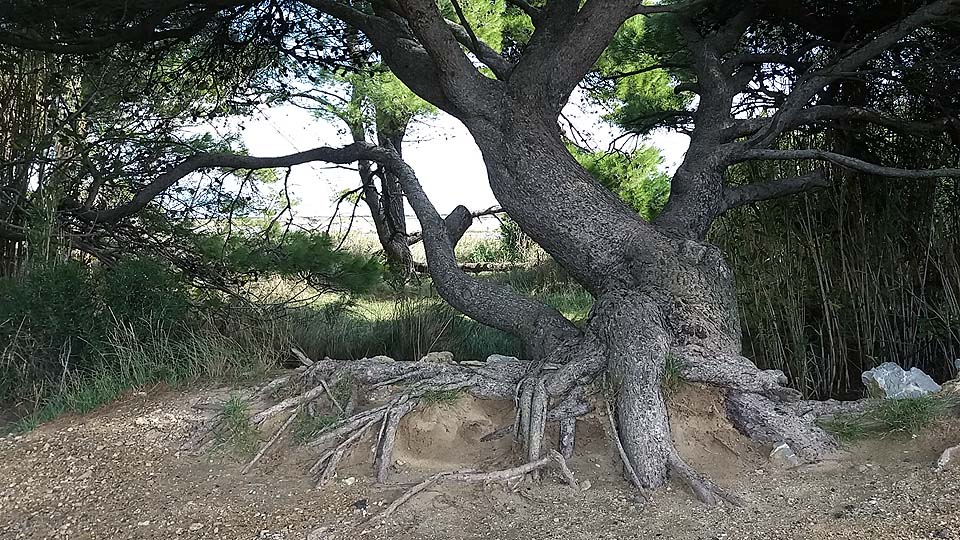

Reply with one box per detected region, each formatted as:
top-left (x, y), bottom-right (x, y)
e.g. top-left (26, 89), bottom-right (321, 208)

top-left (242, 407), bottom-right (301, 474)
top-left (367, 451), bottom-right (579, 524)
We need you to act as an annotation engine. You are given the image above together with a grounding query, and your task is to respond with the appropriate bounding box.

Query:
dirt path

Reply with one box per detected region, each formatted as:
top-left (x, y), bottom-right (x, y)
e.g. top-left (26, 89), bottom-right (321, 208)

top-left (1, 386), bottom-right (959, 540)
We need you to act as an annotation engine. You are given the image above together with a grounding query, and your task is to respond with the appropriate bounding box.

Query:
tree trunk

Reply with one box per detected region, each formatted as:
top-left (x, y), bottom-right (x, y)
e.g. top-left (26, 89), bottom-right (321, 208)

top-left (590, 291), bottom-right (673, 487)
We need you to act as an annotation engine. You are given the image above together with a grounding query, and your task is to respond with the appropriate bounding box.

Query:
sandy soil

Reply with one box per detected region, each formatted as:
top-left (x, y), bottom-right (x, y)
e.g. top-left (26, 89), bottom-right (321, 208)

top-left (1, 382), bottom-right (959, 540)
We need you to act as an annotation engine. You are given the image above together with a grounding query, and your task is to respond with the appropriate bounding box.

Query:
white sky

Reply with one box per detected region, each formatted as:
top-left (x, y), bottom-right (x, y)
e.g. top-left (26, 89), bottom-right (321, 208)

top-left (235, 90), bottom-right (690, 233)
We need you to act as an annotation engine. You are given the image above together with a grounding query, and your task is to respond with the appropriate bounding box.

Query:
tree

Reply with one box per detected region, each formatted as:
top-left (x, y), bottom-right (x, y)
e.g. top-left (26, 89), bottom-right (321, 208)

top-left (3, 0), bottom-right (960, 503)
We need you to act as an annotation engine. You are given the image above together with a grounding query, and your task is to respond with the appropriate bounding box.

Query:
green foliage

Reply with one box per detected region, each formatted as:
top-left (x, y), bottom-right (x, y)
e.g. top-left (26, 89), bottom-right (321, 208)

top-left (194, 228), bottom-right (383, 294)
top-left (819, 396), bottom-right (957, 442)
top-left (421, 389), bottom-right (462, 405)
top-left (661, 353), bottom-right (684, 395)
top-left (216, 394), bottom-right (259, 456)
top-left (570, 145), bottom-right (671, 220)
top-left (588, 15), bottom-right (692, 133)
top-left (439, 0), bottom-right (508, 52)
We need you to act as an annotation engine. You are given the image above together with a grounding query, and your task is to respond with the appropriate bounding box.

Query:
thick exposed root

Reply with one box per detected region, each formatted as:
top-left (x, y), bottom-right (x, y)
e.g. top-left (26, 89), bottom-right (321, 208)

top-left (674, 344), bottom-right (801, 401)
top-left (725, 392), bottom-right (841, 461)
top-left (558, 418), bottom-right (576, 459)
top-left (374, 396), bottom-right (419, 483)
top-left (604, 400), bottom-right (649, 499)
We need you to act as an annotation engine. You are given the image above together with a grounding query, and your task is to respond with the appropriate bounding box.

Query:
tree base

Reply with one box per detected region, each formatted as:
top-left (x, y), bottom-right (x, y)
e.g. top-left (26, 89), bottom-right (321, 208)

top-left (184, 351), bottom-right (848, 508)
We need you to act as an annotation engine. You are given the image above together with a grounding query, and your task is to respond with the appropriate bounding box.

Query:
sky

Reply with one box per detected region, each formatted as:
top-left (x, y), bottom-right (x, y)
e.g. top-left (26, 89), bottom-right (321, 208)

top-left (234, 91), bottom-right (690, 234)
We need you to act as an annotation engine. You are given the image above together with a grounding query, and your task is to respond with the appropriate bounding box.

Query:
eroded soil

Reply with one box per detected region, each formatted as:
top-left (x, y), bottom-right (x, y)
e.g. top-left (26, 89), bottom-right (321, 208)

top-left (1, 383), bottom-right (959, 540)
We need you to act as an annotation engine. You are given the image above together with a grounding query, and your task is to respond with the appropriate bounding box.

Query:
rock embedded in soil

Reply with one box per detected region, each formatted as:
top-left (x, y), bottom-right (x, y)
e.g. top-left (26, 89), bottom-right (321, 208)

top-left (861, 362), bottom-right (941, 399)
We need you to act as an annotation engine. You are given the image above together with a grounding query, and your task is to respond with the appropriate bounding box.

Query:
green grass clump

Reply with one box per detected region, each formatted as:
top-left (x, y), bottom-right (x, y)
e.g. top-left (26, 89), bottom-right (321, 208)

top-left (214, 394), bottom-right (259, 455)
top-left (421, 389), bottom-right (462, 405)
top-left (661, 354), bottom-right (684, 395)
top-left (819, 395), bottom-right (957, 442)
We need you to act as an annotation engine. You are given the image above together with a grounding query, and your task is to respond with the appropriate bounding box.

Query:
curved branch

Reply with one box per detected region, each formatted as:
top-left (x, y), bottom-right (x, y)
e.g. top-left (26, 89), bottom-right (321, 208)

top-left (738, 149), bottom-right (960, 179)
top-left (722, 170), bottom-right (830, 209)
top-left (378, 145), bottom-right (584, 356)
top-left (734, 106), bottom-right (958, 140)
top-left (392, 0), bottom-right (501, 116)
top-left (0, 4), bottom-right (221, 54)
top-left (68, 144), bottom-right (378, 222)
top-left (445, 20), bottom-right (513, 79)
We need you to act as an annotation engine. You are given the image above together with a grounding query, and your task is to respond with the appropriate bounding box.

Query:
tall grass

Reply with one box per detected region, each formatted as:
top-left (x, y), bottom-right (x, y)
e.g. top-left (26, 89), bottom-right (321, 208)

top-left (11, 316), bottom-right (284, 430)
top-left (717, 174), bottom-right (960, 399)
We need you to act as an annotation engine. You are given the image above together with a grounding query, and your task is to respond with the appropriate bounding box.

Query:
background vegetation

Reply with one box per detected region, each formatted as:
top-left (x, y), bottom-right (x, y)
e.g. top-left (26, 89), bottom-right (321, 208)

top-left (1, 5), bottom-right (958, 429)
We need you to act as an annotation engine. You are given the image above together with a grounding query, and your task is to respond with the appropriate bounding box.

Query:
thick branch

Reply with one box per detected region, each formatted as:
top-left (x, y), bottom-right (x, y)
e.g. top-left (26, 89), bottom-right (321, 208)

top-left (738, 149), bottom-right (960, 179)
top-left (445, 20), bottom-right (513, 79)
top-left (734, 106), bottom-right (957, 139)
top-left (406, 205), bottom-right (503, 246)
top-left (380, 144), bottom-right (583, 355)
top-left (300, 0), bottom-right (461, 115)
top-left (722, 170), bottom-right (830, 209)
top-left (393, 0), bottom-right (500, 116)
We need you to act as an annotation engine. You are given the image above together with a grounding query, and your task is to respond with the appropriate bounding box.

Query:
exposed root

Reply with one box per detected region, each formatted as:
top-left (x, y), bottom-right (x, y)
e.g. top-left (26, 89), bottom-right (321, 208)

top-left (242, 407), bottom-right (300, 474)
top-left (667, 449), bottom-right (744, 507)
top-left (317, 378), bottom-right (344, 414)
top-left (251, 384), bottom-right (327, 425)
top-left (526, 378), bottom-right (548, 464)
top-left (315, 448), bottom-right (345, 488)
top-left (725, 392), bottom-right (839, 461)
top-left (309, 416), bottom-right (378, 476)
top-left (604, 400), bottom-right (649, 499)
top-left (366, 450), bottom-right (579, 525)
top-left (374, 396), bottom-right (419, 483)
top-left (184, 349), bottom-right (861, 514)
top-left (675, 344), bottom-right (801, 401)
top-left (558, 418), bottom-right (576, 459)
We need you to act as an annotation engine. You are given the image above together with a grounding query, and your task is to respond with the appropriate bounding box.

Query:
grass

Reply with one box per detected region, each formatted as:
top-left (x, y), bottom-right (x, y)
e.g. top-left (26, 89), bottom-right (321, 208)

top-left (214, 394), bottom-right (259, 455)
top-left (7, 317), bottom-right (284, 431)
top-left (420, 389), bottom-right (463, 405)
top-left (819, 395), bottom-right (958, 442)
top-left (661, 353), bottom-right (684, 395)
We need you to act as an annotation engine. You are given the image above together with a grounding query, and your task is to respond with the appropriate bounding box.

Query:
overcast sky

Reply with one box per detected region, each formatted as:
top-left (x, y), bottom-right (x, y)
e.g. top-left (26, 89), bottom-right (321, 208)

top-left (236, 91), bottom-right (689, 233)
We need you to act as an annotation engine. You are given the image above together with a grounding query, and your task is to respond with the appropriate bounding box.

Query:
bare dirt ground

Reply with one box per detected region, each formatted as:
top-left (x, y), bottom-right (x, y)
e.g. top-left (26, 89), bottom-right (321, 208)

top-left (2, 382), bottom-right (959, 540)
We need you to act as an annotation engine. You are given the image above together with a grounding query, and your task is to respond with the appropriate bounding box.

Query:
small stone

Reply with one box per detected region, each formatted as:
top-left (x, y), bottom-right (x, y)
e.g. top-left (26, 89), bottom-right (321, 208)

top-left (935, 444), bottom-right (960, 470)
top-left (769, 443), bottom-right (801, 467)
top-left (342, 476), bottom-right (357, 486)
top-left (188, 523), bottom-right (204, 532)
top-left (419, 351), bottom-right (454, 364)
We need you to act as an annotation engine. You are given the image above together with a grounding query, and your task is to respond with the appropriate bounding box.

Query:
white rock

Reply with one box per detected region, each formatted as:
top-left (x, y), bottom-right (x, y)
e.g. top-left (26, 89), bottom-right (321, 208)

top-left (769, 442), bottom-right (801, 467)
top-left (342, 476), bottom-right (357, 486)
top-left (935, 444), bottom-right (960, 470)
top-left (861, 362), bottom-right (941, 399)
